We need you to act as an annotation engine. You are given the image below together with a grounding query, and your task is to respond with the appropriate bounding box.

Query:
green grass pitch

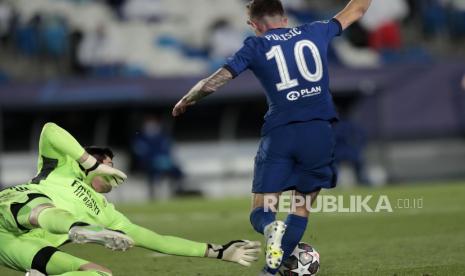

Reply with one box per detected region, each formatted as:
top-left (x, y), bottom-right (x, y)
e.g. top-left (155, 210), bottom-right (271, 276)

top-left (1, 182), bottom-right (465, 275)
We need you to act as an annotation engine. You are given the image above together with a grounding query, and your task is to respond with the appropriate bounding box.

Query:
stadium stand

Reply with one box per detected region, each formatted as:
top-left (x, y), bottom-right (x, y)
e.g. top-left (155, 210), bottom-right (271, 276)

top-left (0, 0), bottom-right (464, 80)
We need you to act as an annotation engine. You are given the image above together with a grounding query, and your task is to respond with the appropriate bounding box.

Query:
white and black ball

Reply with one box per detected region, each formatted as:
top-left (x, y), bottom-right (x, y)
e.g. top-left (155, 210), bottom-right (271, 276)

top-left (279, 243), bottom-right (320, 276)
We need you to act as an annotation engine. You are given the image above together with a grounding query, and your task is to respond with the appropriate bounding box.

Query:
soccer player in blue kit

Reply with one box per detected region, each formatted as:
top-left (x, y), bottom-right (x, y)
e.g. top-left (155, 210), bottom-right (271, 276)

top-left (173, 0), bottom-right (372, 274)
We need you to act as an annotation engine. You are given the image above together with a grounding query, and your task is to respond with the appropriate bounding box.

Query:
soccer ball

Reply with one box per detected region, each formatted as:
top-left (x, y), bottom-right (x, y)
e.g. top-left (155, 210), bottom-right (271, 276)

top-left (278, 243), bottom-right (320, 276)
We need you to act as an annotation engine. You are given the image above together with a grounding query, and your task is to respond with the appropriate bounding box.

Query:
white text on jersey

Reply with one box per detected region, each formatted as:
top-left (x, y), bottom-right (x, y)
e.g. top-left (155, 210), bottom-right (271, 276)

top-left (265, 28), bottom-right (302, 41)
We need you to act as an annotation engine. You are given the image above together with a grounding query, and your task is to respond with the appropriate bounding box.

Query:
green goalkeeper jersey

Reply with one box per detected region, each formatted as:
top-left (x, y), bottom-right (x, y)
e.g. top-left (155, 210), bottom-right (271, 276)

top-left (25, 123), bottom-right (129, 228)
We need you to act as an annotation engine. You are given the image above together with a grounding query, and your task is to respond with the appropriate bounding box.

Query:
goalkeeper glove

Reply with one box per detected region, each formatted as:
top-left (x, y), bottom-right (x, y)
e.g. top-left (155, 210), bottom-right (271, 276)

top-left (207, 240), bottom-right (261, 267)
top-left (80, 155), bottom-right (127, 187)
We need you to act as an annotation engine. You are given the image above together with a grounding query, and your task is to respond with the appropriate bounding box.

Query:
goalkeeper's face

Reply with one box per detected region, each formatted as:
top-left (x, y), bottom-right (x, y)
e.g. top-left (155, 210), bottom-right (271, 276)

top-left (90, 155), bottom-right (114, 194)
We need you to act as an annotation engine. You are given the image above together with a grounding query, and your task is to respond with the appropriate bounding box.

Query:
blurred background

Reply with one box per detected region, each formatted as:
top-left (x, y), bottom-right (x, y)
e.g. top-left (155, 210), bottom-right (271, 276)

top-left (0, 0), bottom-right (465, 202)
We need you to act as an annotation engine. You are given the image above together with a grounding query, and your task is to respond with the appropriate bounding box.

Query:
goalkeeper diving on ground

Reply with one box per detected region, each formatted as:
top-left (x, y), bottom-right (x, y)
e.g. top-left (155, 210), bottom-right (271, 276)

top-left (0, 123), bottom-right (261, 276)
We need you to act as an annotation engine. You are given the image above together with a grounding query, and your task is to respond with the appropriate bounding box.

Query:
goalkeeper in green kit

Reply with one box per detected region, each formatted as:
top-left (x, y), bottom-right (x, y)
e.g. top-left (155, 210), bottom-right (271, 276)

top-left (0, 123), bottom-right (260, 276)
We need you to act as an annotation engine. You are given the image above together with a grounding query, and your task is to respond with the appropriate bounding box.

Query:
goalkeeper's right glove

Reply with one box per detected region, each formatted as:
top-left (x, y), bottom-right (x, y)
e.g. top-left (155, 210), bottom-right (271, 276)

top-left (80, 155), bottom-right (127, 187)
top-left (206, 240), bottom-right (261, 267)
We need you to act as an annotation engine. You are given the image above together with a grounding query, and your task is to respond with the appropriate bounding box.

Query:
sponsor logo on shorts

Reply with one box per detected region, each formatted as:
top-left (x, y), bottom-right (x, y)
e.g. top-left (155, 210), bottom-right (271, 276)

top-left (286, 86), bottom-right (322, 101)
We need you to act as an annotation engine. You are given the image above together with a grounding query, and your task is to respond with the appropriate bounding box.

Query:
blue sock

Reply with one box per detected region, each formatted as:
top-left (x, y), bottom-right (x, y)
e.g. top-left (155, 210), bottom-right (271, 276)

top-left (249, 207), bottom-right (276, 234)
top-left (282, 214), bottom-right (308, 260)
top-left (266, 214), bottom-right (308, 275)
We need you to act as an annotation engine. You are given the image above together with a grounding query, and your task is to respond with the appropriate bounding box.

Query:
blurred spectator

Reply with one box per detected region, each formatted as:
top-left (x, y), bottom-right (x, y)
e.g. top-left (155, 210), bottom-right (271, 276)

top-left (360, 0), bottom-right (409, 51)
top-left (334, 101), bottom-right (371, 185)
top-left (334, 120), bottom-right (370, 185)
top-left (15, 14), bottom-right (42, 57)
top-left (132, 116), bottom-right (184, 199)
top-left (41, 15), bottom-right (69, 58)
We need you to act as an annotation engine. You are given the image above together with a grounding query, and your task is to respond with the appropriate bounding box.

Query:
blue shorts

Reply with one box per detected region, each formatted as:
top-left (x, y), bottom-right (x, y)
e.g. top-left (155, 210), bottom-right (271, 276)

top-left (252, 120), bottom-right (337, 194)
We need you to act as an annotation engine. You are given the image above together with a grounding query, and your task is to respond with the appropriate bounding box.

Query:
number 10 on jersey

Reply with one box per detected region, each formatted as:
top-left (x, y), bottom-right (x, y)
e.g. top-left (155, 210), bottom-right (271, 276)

top-left (266, 39), bottom-right (323, 92)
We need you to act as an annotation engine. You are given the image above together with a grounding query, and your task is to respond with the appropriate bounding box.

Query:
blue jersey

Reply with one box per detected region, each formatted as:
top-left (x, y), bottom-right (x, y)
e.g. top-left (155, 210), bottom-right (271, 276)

top-left (224, 18), bottom-right (342, 135)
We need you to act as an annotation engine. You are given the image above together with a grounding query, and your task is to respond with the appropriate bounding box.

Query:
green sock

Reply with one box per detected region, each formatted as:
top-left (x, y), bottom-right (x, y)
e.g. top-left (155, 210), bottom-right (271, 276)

top-left (37, 208), bottom-right (78, 234)
top-left (124, 224), bottom-right (207, 257)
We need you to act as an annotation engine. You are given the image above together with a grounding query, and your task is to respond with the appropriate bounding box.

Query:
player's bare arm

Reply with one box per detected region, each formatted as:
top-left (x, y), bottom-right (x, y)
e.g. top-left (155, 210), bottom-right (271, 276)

top-left (334, 0), bottom-right (372, 30)
top-left (172, 68), bottom-right (233, 117)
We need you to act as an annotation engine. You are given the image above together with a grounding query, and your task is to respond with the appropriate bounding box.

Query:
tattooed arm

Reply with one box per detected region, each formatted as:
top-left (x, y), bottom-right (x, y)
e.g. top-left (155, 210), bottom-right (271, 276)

top-left (172, 68), bottom-right (233, 117)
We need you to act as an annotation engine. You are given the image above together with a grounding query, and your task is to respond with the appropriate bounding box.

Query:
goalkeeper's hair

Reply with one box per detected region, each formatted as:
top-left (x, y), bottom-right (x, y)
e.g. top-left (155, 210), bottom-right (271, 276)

top-left (246, 0), bottom-right (285, 20)
top-left (85, 146), bottom-right (114, 163)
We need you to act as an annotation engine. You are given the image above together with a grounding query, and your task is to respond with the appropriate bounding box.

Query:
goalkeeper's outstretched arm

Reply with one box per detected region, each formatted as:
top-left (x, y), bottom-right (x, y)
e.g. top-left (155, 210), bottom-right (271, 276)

top-left (172, 68), bottom-right (233, 117)
top-left (120, 223), bottom-right (260, 267)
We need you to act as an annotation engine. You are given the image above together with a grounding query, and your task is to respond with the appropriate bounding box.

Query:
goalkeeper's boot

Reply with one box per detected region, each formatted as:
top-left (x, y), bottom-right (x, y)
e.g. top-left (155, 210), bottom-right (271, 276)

top-left (264, 220), bottom-right (286, 269)
top-left (207, 240), bottom-right (261, 266)
top-left (69, 225), bottom-right (134, 251)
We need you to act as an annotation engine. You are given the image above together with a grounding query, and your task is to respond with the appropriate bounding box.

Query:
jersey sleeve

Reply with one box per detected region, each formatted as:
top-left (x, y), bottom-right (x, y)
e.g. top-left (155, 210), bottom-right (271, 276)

top-left (303, 18), bottom-right (343, 41)
top-left (223, 37), bottom-right (256, 78)
top-left (38, 123), bottom-right (86, 166)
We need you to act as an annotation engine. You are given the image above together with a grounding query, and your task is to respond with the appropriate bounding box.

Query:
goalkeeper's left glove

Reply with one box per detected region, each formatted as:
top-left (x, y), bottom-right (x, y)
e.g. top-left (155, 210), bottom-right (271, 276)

top-left (81, 155), bottom-right (127, 187)
top-left (206, 240), bottom-right (261, 267)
